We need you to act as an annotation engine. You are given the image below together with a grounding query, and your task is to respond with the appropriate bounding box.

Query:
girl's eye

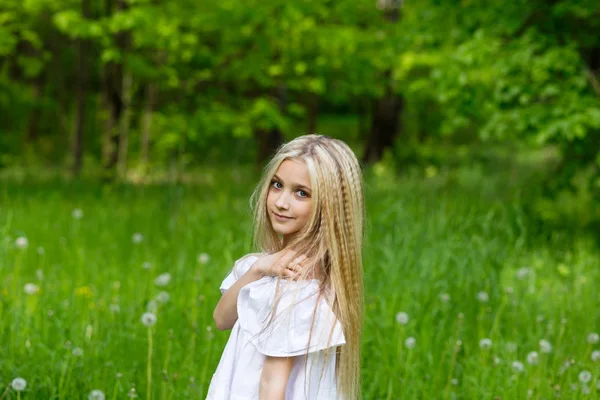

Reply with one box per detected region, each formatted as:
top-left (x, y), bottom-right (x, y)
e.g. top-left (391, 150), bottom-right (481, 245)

top-left (271, 181), bottom-right (282, 189)
top-left (297, 190), bottom-right (309, 198)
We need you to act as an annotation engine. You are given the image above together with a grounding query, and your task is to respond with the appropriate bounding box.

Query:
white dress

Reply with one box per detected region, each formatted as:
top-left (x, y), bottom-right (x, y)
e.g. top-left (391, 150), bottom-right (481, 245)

top-left (206, 253), bottom-right (346, 400)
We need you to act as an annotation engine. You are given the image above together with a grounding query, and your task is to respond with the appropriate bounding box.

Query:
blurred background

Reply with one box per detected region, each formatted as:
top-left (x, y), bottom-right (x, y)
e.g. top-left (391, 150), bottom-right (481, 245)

top-left (1, 0), bottom-right (600, 398)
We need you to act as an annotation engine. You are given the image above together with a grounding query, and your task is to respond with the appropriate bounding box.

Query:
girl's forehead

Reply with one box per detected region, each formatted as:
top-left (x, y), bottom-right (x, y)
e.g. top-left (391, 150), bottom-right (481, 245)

top-left (274, 159), bottom-right (311, 188)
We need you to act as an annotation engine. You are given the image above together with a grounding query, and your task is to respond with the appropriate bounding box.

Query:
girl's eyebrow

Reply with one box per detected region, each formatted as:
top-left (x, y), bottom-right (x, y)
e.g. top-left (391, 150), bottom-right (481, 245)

top-left (273, 174), bottom-right (311, 191)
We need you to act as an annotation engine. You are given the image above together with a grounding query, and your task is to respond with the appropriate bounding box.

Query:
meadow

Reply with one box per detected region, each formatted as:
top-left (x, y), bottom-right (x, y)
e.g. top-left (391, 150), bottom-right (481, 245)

top-left (1, 163), bottom-right (599, 399)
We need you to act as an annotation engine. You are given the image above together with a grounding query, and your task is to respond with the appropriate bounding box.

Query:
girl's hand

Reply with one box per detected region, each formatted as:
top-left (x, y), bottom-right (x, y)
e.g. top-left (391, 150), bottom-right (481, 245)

top-left (252, 249), bottom-right (308, 280)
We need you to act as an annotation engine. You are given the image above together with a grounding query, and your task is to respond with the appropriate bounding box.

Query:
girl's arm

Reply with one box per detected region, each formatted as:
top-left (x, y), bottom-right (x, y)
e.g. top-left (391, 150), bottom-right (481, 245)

top-left (259, 356), bottom-right (295, 399)
top-left (213, 264), bottom-right (263, 330)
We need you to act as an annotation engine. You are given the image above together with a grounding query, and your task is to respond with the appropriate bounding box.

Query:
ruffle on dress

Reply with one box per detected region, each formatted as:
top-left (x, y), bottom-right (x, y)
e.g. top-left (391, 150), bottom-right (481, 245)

top-left (237, 276), bottom-right (346, 357)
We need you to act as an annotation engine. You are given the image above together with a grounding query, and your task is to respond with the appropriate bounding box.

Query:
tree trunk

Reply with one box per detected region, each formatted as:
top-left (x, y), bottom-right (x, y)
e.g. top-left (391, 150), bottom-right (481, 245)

top-left (140, 83), bottom-right (156, 167)
top-left (117, 71), bottom-right (133, 179)
top-left (26, 76), bottom-right (44, 142)
top-left (71, 0), bottom-right (90, 177)
top-left (362, 85), bottom-right (403, 163)
top-left (255, 128), bottom-right (284, 165)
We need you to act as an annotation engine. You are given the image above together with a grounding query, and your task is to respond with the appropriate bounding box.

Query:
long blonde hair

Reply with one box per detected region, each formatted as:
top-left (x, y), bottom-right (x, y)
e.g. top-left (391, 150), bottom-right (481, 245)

top-left (250, 134), bottom-right (365, 400)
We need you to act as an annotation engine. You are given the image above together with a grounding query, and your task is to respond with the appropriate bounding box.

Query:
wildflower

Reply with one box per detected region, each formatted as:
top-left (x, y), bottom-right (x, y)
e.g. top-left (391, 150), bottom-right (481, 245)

top-left (132, 233), bottom-right (144, 244)
top-left (72, 209), bottom-right (84, 219)
top-left (587, 333), bottom-right (599, 344)
top-left (141, 312), bottom-right (157, 327)
top-left (395, 312), bottom-right (409, 325)
top-left (539, 339), bottom-right (552, 353)
top-left (75, 286), bottom-right (92, 297)
top-left (479, 338), bottom-right (492, 350)
top-left (155, 291), bottom-right (170, 304)
top-left (591, 350), bottom-right (600, 362)
top-left (405, 337), bottom-right (416, 349)
top-left (527, 351), bottom-right (538, 365)
top-left (505, 342), bottom-right (517, 353)
top-left (512, 361), bottom-right (524, 373)
top-left (24, 283), bottom-right (40, 295)
top-left (88, 390), bottom-right (105, 400)
top-left (493, 356), bottom-right (501, 365)
top-left (154, 273), bottom-right (171, 287)
top-left (11, 377), bottom-right (26, 391)
top-left (516, 267), bottom-right (530, 280)
top-left (579, 370), bottom-right (592, 384)
top-left (72, 347), bottom-right (84, 357)
top-left (128, 387), bottom-right (138, 398)
top-left (147, 300), bottom-right (158, 313)
top-left (197, 253), bottom-right (210, 264)
top-left (15, 237), bottom-right (29, 249)
top-left (439, 293), bottom-right (451, 303)
top-left (476, 291), bottom-right (489, 303)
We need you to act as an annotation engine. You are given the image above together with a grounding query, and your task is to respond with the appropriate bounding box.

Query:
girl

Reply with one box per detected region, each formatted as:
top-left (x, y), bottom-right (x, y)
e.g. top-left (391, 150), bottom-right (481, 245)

top-left (207, 135), bottom-right (365, 400)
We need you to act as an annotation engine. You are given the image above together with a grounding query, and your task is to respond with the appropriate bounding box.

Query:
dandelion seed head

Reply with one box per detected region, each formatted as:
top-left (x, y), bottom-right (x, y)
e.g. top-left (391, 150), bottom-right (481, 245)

top-left (72, 209), bottom-right (84, 219)
top-left (493, 356), bottom-right (501, 366)
top-left (439, 293), bottom-right (451, 303)
top-left (581, 385), bottom-right (591, 395)
top-left (450, 378), bottom-right (458, 385)
top-left (587, 333), bottom-right (599, 344)
top-left (72, 347), bottom-right (84, 357)
top-left (512, 361), bottom-right (524, 373)
top-left (516, 267), bottom-right (530, 280)
top-left (591, 350), bottom-right (600, 363)
top-left (476, 291), bottom-right (489, 303)
top-left (127, 387), bottom-right (138, 398)
top-left (505, 342), bottom-right (517, 353)
top-left (132, 233), bottom-right (144, 244)
top-left (24, 283), bottom-right (40, 295)
top-left (539, 339), bottom-right (552, 353)
top-left (197, 253), bottom-right (210, 264)
top-left (11, 377), bottom-right (26, 392)
top-left (141, 312), bottom-right (157, 327)
top-left (527, 351), bottom-right (538, 365)
top-left (15, 236), bottom-right (29, 249)
top-left (88, 389), bottom-right (105, 400)
top-left (156, 291), bottom-right (170, 304)
top-left (404, 337), bottom-right (416, 349)
top-left (479, 338), bottom-right (492, 349)
top-left (154, 272), bottom-right (171, 287)
top-left (579, 370), bottom-right (592, 384)
top-left (395, 312), bottom-right (409, 325)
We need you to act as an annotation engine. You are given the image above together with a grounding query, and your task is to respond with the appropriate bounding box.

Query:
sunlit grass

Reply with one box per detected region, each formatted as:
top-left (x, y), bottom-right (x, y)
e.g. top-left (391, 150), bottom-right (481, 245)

top-left (1, 164), bottom-right (599, 399)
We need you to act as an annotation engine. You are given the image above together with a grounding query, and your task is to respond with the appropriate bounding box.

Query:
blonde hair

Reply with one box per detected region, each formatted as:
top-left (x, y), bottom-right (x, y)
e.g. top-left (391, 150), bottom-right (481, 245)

top-left (250, 134), bottom-right (365, 400)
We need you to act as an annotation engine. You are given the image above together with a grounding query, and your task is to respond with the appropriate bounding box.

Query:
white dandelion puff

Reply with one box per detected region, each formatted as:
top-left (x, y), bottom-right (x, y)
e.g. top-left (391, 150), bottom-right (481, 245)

top-left (395, 312), bottom-right (409, 325)
top-left (197, 253), bottom-right (210, 264)
top-left (493, 356), bottom-right (502, 365)
top-left (127, 387), bottom-right (138, 398)
top-left (141, 312), bottom-right (157, 327)
top-left (72, 209), bottom-right (84, 219)
top-left (439, 293), bottom-right (451, 303)
top-left (15, 237), bottom-right (29, 249)
top-left (404, 337), bottom-right (416, 349)
top-left (476, 291), bottom-right (489, 303)
top-left (154, 272), bottom-right (171, 287)
top-left (591, 350), bottom-right (600, 363)
top-left (581, 385), bottom-right (591, 395)
top-left (512, 361), bottom-right (524, 373)
top-left (24, 283), bottom-right (40, 295)
top-left (479, 338), bottom-right (492, 349)
top-left (147, 300), bottom-right (158, 313)
top-left (11, 377), bottom-right (27, 391)
top-left (506, 342), bottom-right (517, 353)
top-left (516, 267), bottom-right (530, 280)
top-left (527, 351), bottom-right (539, 365)
top-left (72, 347), bottom-right (84, 357)
top-left (539, 339), bottom-right (552, 353)
top-left (155, 291), bottom-right (170, 304)
top-left (587, 333), bottom-right (599, 344)
top-left (132, 233), bottom-right (144, 244)
top-left (579, 370), bottom-right (592, 384)
top-left (88, 390), bottom-right (105, 400)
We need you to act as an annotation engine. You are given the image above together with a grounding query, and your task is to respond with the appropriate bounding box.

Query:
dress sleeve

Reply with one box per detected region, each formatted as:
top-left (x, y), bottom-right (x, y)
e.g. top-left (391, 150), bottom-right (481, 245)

top-left (237, 277), bottom-right (346, 357)
top-left (219, 253), bottom-right (262, 295)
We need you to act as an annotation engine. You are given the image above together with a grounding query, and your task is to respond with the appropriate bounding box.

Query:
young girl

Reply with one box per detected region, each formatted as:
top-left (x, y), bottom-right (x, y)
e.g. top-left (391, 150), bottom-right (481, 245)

top-left (207, 135), bottom-right (365, 400)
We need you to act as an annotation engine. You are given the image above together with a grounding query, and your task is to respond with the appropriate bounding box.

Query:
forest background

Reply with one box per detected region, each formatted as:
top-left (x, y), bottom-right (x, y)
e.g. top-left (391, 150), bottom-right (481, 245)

top-left (1, 0), bottom-right (600, 398)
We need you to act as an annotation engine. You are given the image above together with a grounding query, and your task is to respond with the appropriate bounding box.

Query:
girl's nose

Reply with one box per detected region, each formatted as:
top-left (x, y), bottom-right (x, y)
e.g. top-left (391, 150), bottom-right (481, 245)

top-left (274, 192), bottom-right (290, 209)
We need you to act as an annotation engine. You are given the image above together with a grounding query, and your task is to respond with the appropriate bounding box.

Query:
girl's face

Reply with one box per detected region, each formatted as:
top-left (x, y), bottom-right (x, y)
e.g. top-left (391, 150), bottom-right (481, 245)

top-left (267, 159), bottom-right (313, 245)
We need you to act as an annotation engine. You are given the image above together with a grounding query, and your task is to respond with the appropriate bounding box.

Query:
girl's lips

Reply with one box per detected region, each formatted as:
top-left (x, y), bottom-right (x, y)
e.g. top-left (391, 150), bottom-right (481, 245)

top-left (273, 212), bottom-right (293, 221)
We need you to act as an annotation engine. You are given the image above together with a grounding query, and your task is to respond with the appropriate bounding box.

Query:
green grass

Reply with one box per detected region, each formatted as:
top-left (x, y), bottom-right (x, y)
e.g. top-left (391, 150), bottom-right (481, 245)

top-left (1, 164), bottom-right (599, 399)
